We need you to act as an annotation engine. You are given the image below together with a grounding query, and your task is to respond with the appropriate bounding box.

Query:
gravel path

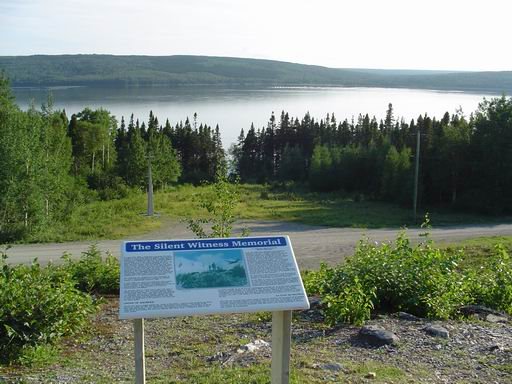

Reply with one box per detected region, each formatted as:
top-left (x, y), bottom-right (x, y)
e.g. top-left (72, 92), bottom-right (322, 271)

top-left (5, 220), bottom-right (512, 269)
top-left (2, 298), bottom-right (511, 383)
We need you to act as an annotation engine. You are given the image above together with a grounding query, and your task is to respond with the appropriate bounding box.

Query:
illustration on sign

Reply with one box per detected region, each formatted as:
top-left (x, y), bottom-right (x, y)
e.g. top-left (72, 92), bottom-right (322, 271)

top-left (175, 249), bottom-right (248, 289)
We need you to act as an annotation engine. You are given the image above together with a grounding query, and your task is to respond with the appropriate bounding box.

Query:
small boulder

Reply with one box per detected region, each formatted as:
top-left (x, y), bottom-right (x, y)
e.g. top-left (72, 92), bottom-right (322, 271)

top-left (206, 351), bottom-right (230, 362)
top-left (320, 363), bottom-right (343, 372)
top-left (423, 324), bottom-right (449, 338)
top-left (308, 295), bottom-right (323, 310)
top-left (237, 339), bottom-right (270, 354)
top-left (485, 314), bottom-right (508, 323)
top-left (460, 305), bottom-right (510, 321)
top-left (358, 325), bottom-right (399, 346)
top-left (365, 372), bottom-right (377, 379)
top-left (398, 312), bottom-right (421, 321)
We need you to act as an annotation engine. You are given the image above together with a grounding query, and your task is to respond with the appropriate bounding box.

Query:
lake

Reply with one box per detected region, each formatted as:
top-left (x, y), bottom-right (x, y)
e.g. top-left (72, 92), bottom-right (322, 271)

top-left (12, 86), bottom-right (495, 148)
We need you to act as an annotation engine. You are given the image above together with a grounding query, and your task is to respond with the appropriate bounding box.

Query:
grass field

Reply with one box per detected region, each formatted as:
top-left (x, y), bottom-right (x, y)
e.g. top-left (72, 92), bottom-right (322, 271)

top-left (25, 192), bottom-right (162, 243)
top-left (20, 184), bottom-right (512, 244)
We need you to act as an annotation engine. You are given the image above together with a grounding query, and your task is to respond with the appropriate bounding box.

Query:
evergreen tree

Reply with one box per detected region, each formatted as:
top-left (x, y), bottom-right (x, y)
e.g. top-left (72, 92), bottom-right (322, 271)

top-left (468, 96), bottom-right (512, 212)
top-left (278, 145), bottom-right (306, 182)
top-left (125, 119), bottom-right (147, 187)
top-left (384, 103), bottom-right (395, 133)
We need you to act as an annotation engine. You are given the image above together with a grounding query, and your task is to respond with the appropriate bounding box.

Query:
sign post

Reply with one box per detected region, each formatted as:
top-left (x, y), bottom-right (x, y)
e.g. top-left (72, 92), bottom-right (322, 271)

top-left (134, 318), bottom-right (145, 384)
top-left (271, 310), bottom-right (292, 384)
top-left (120, 236), bottom-right (309, 384)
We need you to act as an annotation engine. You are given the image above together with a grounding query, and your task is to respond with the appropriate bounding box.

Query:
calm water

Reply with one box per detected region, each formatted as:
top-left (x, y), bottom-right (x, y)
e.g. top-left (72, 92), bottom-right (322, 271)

top-left (12, 86), bottom-right (494, 148)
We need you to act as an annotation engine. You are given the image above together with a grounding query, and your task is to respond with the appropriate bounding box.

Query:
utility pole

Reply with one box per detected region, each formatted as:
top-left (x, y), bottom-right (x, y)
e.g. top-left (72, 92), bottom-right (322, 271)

top-left (146, 154), bottom-right (154, 216)
top-left (413, 128), bottom-right (421, 223)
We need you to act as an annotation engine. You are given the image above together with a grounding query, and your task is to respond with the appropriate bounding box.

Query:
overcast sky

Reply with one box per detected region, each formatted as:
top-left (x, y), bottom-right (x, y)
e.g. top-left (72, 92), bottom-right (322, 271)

top-left (1, 0), bottom-right (511, 71)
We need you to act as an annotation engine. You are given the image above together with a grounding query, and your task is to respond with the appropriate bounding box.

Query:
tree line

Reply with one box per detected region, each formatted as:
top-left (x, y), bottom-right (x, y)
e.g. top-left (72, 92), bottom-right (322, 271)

top-left (1, 72), bottom-right (511, 241)
top-left (0, 77), bottom-right (224, 241)
top-left (231, 98), bottom-right (512, 214)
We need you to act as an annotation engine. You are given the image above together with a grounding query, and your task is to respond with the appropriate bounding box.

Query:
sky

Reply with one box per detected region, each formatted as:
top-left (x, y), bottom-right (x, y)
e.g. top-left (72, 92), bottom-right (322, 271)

top-left (1, 0), bottom-right (511, 71)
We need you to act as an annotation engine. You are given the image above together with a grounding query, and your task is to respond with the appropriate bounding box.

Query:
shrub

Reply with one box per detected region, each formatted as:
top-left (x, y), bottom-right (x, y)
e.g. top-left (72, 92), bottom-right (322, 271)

top-left (0, 251), bottom-right (97, 363)
top-left (323, 278), bottom-right (376, 326)
top-left (186, 172), bottom-right (249, 238)
top-left (63, 245), bottom-right (120, 295)
top-left (469, 244), bottom-right (512, 315)
top-left (304, 230), bottom-right (512, 325)
top-left (87, 172), bottom-right (130, 201)
top-left (349, 234), bottom-right (471, 319)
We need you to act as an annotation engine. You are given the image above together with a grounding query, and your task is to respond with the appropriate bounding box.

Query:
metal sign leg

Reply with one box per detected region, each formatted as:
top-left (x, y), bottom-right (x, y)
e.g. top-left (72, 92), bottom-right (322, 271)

top-left (134, 318), bottom-right (146, 384)
top-left (271, 310), bottom-right (292, 384)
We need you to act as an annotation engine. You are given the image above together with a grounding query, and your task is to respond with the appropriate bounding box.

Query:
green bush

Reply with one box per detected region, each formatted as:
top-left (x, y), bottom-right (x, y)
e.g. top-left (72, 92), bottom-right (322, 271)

top-left (63, 245), bottom-right (120, 294)
top-left (323, 278), bottom-right (376, 326)
top-left (0, 251), bottom-right (97, 363)
top-left (304, 232), bottom-right (512, 325)
top-left (468, 244), bottom-right (512, 315)
top-left (87, 172), bottom-right (131, 201)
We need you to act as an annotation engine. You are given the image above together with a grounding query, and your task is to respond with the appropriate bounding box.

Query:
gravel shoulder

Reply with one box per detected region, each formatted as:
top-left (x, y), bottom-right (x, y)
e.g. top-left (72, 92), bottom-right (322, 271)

top-left (5, 220), bottom-right (512, 269)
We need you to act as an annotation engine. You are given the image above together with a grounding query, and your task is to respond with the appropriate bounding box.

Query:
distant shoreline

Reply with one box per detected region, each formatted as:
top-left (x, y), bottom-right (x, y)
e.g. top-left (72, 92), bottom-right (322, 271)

top-left (2, 55), bottom-right (511, 94)
top-left (11, 84), bottom-right (503, 96)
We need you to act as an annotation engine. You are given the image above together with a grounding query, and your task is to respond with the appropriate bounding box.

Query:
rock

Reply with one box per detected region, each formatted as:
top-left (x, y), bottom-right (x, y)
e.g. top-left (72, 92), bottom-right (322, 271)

top-left (398, 312), bottom-right (421, 321)
top-left (300, 296), bottom-right (325, 322)
top-left (424, 324), bottom-right (450, 338)
top-left (236, 339), bottom-right (270, 353)
top-left (365, 372), bottom-right (377, 379)
top-left (489, 344), bottom-right (503, 352)
top-left (459, 305), bottom-right (510, 321)
top-left (206, 351), bottom-right (230, 362)
top-left (320, 363), bottom-right (343, 372)
top-left (485, 314), bottom-right (508, 323)
top-left (358, 325), bottom-right (399, 346)
top-left (308, 295), bottom-right (322, 310)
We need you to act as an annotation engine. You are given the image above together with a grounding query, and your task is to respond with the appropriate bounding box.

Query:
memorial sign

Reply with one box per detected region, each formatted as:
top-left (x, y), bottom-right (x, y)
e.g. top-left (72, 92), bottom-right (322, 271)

top-left (120, 235), bottom-right (308, 384)
top-left (119, 236), bottom-right (309, 319)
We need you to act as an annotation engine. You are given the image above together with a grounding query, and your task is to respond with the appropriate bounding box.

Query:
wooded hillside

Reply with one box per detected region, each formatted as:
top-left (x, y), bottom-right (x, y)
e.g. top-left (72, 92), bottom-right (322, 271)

top-left (1, 55), bottom-right (511, 93)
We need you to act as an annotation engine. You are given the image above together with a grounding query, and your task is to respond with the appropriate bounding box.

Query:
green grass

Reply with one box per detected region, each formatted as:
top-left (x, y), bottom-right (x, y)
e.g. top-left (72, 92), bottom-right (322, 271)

top-left (345, 361), bottom-right (408, 382)
top-left (493, 363), bottom-right (512, 374)
top-left (157, 183), bottom-right (511, 228)
top-left (24, 191), bottom-right (162, 243)
top-left (442, 236), bottom-right (512, 269)
top-left (18, 184), bottom-right (512, 244)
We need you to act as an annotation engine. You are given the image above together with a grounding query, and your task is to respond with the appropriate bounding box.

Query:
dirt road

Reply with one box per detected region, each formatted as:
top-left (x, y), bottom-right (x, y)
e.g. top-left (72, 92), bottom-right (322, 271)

top-left (4, 220), bottom-right (512, 269)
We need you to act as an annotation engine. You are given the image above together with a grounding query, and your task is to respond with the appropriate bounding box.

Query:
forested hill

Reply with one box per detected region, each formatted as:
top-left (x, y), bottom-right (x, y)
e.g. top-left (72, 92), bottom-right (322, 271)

top-left (1, 55), bottom-right (511, 93)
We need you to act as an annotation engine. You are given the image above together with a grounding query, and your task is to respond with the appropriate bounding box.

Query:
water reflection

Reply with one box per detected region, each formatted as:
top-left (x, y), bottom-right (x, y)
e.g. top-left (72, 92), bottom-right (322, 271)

top-left (13, 86), bottom-right (493, 148)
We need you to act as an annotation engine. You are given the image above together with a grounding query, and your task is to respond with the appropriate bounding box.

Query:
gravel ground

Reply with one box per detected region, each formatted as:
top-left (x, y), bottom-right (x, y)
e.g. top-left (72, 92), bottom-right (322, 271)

top-left (6, 220), bottom-right (512, 269)
top-left (1, 298), bottom-right (511, 383)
